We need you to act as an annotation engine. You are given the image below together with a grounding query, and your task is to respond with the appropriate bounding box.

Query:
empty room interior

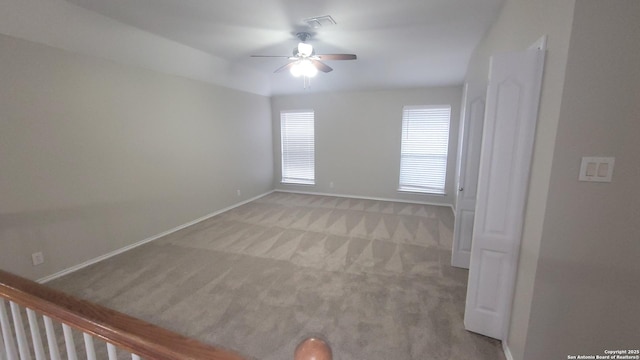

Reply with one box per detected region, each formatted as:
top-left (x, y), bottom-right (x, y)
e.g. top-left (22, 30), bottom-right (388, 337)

top-left (1, 0), bottom-right (638, 360)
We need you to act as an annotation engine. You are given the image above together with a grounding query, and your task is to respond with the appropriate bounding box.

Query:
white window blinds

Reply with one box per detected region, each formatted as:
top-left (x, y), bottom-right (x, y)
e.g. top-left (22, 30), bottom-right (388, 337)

top-left (281, 110), bottom-right (315, 185)
top-left (399, 105), bottom-right (451, 194)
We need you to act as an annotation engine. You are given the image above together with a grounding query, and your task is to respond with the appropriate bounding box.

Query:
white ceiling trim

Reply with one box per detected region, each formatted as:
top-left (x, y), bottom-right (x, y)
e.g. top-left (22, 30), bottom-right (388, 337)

top-left (0, 0), bottom-right (271, 96)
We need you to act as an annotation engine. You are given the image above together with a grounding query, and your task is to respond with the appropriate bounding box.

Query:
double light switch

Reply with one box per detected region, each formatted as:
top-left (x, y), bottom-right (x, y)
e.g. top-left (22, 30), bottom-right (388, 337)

top-left (579, 157), bottom-right (615, 182)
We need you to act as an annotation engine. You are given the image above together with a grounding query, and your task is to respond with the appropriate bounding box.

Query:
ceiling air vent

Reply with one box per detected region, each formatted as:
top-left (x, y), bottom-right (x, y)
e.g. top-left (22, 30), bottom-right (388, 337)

top-left (303, 15), bottom-right (337, 28)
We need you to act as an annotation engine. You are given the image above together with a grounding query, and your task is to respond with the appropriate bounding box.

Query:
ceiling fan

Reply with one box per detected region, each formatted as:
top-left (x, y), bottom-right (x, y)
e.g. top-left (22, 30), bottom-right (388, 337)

top-left (251, 32), bottom-right (357, 78)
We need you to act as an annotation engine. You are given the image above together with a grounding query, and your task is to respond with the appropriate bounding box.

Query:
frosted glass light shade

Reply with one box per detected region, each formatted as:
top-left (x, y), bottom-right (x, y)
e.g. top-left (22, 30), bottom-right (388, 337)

top-left (290, 59), bottom-right (317, 78)
top-left (290, 62), bottom-right (302, 77)
top-left (297, 42), bottom-right (313, 57)
top-left (300, 59), bottom-right (318, 77)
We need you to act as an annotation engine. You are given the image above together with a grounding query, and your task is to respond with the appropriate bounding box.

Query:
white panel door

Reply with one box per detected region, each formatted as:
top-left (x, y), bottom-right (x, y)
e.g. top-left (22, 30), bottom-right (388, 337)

top-left (464, 47), bottom-right (545, 340)
top-left (452, 82), bottom-right (486, 269)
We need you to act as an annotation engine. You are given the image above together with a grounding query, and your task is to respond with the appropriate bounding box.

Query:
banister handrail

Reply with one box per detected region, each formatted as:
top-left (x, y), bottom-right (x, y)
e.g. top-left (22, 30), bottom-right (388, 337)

top-left (0, 269), bottom-right (245, 360)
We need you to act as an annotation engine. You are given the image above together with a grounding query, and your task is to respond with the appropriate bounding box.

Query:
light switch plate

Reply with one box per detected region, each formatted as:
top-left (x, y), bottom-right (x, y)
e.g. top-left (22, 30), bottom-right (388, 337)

top-left (579, 157), bottom-right (615, 182)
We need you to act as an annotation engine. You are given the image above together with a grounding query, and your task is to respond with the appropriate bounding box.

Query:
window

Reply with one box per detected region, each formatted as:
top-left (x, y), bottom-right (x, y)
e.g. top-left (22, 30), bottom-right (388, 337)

top-left (399, 105), bottom-right (451, 194)
top-left (280, 110), bottom-right (315, 185)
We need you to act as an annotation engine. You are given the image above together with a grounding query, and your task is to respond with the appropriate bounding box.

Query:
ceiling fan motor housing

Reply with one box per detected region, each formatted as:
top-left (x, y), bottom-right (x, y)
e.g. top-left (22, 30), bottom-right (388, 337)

top-left (296, 32), bottom-right (312, 42)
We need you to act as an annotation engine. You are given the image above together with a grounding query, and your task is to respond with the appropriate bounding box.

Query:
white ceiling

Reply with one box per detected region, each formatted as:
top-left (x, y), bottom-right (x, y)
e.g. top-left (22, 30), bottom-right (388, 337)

top-left (64, 0), bottom-right (504, 95)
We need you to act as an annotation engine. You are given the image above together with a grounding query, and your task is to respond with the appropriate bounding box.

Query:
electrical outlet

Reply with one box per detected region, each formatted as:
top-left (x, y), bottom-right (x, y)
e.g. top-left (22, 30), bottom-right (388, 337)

top-left (236, 189), bottom-right (241, 197)
top-left (32, 252), bottom-right (44, 266)
top-left (329, 181), bottom-right (334, 189)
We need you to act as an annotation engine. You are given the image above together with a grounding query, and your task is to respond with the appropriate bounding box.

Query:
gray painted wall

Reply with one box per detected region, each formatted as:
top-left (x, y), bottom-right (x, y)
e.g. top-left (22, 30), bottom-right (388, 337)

top-left (525, 1), bottom-right (640, 357)
top-left (0, 34), bottom-right (274, 280)
top-left (271, 87), bottom-right (462, 206)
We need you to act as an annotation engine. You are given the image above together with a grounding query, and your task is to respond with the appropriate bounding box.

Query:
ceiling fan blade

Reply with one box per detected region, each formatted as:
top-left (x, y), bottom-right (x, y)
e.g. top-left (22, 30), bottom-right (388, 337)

top-left (311, 60), bottom-right (333, 73)
top-left (316, 54), bottom-right (357, 61)
top-left (251, 55), bottom-right (291, 58)
top-left (274, 62), bottom-right (295, 73)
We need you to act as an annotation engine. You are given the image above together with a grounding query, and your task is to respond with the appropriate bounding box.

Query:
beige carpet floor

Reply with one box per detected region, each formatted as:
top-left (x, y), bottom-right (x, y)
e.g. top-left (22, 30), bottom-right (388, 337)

top-left (48, 192), bottom-right (505, 360)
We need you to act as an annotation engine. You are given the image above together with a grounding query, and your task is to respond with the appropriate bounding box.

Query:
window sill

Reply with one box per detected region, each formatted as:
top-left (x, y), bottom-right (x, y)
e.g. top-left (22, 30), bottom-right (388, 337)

top-left (281, 181), bottom-right (316, 186)
top-left (397, 188), bottom-right (446, 196)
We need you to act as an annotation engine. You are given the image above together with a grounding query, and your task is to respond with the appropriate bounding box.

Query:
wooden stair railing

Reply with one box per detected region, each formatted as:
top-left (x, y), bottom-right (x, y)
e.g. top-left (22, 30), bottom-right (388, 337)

top-left (0, 269), bottom-right (245, 360)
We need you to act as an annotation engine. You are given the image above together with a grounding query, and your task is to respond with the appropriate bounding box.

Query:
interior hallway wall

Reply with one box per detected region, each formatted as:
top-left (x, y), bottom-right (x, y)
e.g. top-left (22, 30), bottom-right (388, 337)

top-left (0, 34), bottom-right (274, 280)
top-left (271, 87), bottom-right (462, 207)
top-left (525, 1), bottom-right (640, 357)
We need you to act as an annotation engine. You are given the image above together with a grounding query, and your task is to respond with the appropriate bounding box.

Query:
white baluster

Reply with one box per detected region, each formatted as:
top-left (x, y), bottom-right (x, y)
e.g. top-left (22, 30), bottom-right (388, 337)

top-left (0, 330), bottom-right (6, 360)
top-left (61, 324), bottom-right (77, 360)
top-left (106, 343), bottom-right (117, 360)
top-left (131, 354), bottom-right (141, 360)
top-left (25, 309), bottom-right (45, 360)
top-left (0, 300), bottom-right (18, 360)
top-left (42, 317), bottom-right (60, 360)
top-left (9, 302), bottom-right (31, 360)
top-left (82, 334), bottom-right (96, 360)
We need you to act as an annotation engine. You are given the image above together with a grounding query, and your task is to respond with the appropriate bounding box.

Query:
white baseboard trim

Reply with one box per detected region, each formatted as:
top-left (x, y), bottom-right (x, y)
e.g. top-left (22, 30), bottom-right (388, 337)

top-left (274, 189), bottom-right (455, 212)
top-left (502, 341), bottom-right (514, 360)
top-left (37, 190), bottom-right (275, 284)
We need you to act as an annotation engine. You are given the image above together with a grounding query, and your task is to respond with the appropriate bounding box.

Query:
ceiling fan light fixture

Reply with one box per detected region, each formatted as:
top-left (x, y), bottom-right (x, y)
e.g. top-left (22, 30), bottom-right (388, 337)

top-left (300, 59), bottom-right (318, 77)
top-left (297, 42), bottom-right (313, 57)
top-left (290, 62), bottom-right (303, 77)
top-left (252, 30), bottom-right (353, 84)
top-left (290, 59), bottom-right (317, 78)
